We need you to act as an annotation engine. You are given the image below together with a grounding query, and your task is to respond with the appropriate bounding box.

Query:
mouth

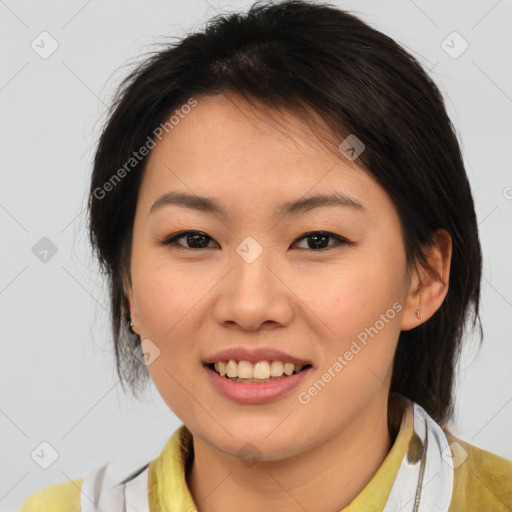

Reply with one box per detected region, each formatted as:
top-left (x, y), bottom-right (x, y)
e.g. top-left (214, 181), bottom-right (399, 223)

top-left (203, 359), bottom-right (314, 404)
top-left (204, 361), bottom-right (313, 383)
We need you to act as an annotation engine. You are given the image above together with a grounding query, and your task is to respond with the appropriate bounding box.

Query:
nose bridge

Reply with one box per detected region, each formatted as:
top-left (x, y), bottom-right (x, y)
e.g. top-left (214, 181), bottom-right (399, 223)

top-left (232, 234), bottom-right (275, 298)
top-left (215, 235), bottom-right (293, 329)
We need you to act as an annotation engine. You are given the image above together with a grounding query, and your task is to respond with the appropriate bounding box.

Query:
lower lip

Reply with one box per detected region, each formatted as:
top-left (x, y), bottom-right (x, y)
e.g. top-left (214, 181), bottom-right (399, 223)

top-left (204, 365), bottom-right (313, 404)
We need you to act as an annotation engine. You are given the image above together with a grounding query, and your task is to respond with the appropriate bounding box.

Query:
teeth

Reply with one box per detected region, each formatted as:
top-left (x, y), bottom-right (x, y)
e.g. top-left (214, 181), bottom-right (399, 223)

top-left (238, 360), bottom-right (254, 379)
top-left (284, 362), bottom-right (294, 376)
top-left (253, 361), bottom-right (270, 379)
top-left (211, 359), bottom-right (306, 379)
top-left (226, 360), bottom-right (238, 378)
top-left (270, 360), bottom-right (284, 376)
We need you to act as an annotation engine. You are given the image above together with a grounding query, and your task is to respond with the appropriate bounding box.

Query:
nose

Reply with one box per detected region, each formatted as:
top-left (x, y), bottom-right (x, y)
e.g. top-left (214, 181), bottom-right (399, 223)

top-left (214, 247), bottom-right (294, 331)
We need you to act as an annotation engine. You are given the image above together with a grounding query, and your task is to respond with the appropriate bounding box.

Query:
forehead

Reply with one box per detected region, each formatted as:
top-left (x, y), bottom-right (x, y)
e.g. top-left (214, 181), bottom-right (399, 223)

top-left (149, 93), bottom-right (357, 167)
top-left (139, 94), bottom-right (388, 218)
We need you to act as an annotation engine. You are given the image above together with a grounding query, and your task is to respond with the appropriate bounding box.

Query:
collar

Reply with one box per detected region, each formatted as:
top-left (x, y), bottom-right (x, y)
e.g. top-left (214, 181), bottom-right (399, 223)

top-left (147, 396), bottom-right (435, 512)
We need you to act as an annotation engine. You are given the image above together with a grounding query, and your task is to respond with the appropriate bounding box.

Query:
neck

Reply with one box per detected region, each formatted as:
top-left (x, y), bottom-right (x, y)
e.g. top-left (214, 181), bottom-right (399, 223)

top-left (186, 394), bottom-right (402, 512)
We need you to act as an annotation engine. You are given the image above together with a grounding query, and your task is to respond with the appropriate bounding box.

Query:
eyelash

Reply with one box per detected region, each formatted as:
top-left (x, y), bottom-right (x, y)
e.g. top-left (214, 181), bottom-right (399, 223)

top-left (159, 230), bottom-right (352, 251)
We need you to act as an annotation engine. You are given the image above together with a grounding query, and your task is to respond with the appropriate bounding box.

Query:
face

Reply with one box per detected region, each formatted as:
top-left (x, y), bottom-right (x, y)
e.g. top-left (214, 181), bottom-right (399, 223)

top-left (126, 93), bottom-right (416, 460)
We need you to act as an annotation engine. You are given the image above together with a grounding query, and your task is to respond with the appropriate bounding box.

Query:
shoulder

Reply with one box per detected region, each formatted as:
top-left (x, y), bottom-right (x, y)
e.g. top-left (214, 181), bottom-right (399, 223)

top-left (444, 430), bottom-right (512, 511)
top-left (18, 459), bottom-right (152, 512)
top-left (18, 478), bottom-right (83, 512)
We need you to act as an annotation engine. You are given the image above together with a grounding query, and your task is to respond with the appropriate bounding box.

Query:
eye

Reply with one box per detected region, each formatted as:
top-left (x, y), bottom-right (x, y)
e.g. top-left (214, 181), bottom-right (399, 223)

top-left (160, 230), bottom-right (351, 251)
top-left (161, 231), bottom-right (219, 250)
top-left (292, 231), bottom-right (351, 250)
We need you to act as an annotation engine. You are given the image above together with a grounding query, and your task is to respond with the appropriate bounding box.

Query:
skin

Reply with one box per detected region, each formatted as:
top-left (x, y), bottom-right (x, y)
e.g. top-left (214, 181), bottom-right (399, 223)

top-left (125, 93), bottom-right (452, 512)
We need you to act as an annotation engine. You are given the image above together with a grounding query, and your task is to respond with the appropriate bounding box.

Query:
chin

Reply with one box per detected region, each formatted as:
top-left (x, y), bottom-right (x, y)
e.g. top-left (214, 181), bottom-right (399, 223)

top-left (200, 426), bottom-right (306, 462)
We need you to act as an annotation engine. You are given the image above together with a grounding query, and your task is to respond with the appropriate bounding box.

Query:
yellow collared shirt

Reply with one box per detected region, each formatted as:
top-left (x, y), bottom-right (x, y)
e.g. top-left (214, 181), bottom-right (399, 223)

top-left (19, 404), bottom-right (512, 511)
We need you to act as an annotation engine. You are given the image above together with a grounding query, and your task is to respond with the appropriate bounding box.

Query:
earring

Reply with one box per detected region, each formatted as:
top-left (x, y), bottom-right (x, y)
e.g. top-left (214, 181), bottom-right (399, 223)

top-left (416, 289), bottom-right (421, 319)
top-left (128, 317), bottom-right (136, 334)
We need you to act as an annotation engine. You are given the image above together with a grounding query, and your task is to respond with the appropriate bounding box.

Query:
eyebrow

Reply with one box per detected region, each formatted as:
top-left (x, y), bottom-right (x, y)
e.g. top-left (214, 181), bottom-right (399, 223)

top-left (149, 191), bottom-right (365, 218)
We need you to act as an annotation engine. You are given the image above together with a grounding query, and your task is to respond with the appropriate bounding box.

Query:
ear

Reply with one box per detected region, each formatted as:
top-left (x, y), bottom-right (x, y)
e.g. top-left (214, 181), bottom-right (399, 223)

top-left (400, 229), bottom-right (452, 331)
top-left (122, 268), bottom-right (139, 335)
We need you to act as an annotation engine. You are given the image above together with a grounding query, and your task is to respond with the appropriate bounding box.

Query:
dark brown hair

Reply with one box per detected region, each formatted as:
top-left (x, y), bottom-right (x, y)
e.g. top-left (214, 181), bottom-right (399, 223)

top-left (88, 0), bottom-right (482, 426)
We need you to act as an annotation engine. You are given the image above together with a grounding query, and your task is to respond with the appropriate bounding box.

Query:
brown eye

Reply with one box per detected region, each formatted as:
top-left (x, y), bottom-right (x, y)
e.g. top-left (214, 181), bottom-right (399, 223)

top-left (160, 230), bottom-right (351, 251)
top-left (293, 231), bottom-right (351, 250)
top-left (162, 231), bottom-right (218, 249)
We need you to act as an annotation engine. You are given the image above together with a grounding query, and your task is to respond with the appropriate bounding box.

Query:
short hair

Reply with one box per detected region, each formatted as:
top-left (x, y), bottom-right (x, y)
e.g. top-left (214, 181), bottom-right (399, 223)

top-left (87, 0), bottom-right (482, 426)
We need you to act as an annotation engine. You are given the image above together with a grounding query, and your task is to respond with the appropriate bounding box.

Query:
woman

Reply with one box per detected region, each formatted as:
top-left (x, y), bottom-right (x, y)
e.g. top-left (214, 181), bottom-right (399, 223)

top-left (19, 1), bottom-right (512, 511)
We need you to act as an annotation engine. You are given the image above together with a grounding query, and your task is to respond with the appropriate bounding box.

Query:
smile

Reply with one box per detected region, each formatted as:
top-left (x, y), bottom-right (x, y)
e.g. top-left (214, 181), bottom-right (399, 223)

top-left (204, 361), bottom-right (313, 404)
top-left (208, 359), bottom-right (311, 381)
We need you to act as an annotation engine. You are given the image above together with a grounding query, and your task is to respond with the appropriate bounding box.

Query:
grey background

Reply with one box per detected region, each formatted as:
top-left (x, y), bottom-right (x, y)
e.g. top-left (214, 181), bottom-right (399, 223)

top-left (1, 0), bottom-right (511, 510)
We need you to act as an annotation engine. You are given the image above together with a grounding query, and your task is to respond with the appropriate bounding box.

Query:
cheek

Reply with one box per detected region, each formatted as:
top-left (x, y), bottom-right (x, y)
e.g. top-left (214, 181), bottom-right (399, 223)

top-left (132, 254), bottom-right (210, 337)
top-left (135, 264), bottom-right (207, 418)
top-left (303, 259), bottom-right (404, 391)
top-left (297, 269), bottom-right (401, 424)
top-left (301, 262), bottom-right (400, 337)
top-left (127, 238), bottom-right (212, 415)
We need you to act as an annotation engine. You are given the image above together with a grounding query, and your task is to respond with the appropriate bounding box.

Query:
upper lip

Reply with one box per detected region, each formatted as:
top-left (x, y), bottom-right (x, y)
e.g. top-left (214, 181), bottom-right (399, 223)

top-left (203, 347), bottom-right (314, 367)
